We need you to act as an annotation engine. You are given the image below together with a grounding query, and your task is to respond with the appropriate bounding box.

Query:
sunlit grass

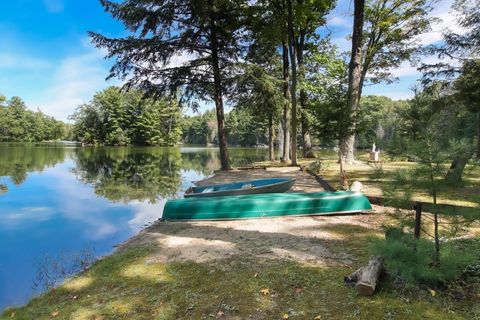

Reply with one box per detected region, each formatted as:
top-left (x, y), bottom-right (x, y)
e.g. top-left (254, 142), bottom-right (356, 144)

top-left (2, 230), bottom-right (478, 319)
top-left (62, 276), bottom-right (93, 291)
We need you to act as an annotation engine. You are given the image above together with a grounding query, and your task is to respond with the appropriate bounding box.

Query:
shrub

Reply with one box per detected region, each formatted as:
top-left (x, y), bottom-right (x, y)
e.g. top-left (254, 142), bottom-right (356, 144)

top-left (370, 228), bottom-right (476, 287)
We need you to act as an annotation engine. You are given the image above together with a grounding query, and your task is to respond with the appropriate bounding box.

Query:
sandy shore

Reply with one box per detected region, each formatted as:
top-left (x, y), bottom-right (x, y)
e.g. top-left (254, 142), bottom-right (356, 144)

top-left (121, 167), bottom-right (384, 267)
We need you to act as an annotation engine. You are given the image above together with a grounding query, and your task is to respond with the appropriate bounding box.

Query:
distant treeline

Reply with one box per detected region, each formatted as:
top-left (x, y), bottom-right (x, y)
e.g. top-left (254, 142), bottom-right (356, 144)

top-left (69, 87), bottom-right (182, 146)
top-left (1, 87), bottom-right (413, 149)
top-left (182, 95), bottom-right (410, 149)
top-left (0, 95), bottom-right (65, 142)
top-left (183, 108), bottom-right (268, 147)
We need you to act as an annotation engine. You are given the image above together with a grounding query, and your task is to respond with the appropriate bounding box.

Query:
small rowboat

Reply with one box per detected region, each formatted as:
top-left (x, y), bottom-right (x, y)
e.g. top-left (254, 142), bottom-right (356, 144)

top-left (163, 191), bottom-right (372, 220)
top-left (184, 177), bottom-right (295, 198)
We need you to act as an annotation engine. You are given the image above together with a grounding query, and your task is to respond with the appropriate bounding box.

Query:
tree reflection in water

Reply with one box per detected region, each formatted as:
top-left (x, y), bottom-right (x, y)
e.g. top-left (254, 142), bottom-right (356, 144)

top-left (0, 144), bottom-right (272, 200)
top-left (72, 147), bottom-right (184, 203)
top-left (0, 143), bottom-right (68, 193)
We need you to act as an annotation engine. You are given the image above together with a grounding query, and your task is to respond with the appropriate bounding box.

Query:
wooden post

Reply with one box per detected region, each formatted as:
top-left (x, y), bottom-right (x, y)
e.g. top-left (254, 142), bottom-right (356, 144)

top-left (413, 202), bottom-right (422, 239)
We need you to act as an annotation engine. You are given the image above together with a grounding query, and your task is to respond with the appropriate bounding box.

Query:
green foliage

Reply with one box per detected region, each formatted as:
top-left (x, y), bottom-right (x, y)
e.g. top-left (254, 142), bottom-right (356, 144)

top-left (361, 0), bottom-right (435, 86)
top-left (182, 110), bottom-right (217, 145)
top-left (454, 60), bottom-right (480, 113)
top-left (0, 96), bottom-right (65, 142)
top-left (370, 228), bottom-right (476, 286)
top-left (225, 108), bottom-right (267, 146)
top-left (356, 95), bottom-right (408, 149)
top-left (70, 87), bottom-right (183, 146)
top-left (182, 108), bottom-right (269, 147)
top-left (89, 0), bottom-right (247, 102)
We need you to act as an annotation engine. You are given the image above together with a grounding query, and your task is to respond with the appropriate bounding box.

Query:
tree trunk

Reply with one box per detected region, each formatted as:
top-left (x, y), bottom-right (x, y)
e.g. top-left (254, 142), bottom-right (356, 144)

top-left (341, 0), bottom-right (365, 164)
top-left (209, 7), bottom-right (230, 170)
top-left (287, 0), bottom-right (298, 165)
top-left (282, 39), bottom-right (291, 163)
top-left (432, 178), bottom-right (440, 265)
top-left (445, 155), bottom-right (469, 183)
top-left (477, 111), bottom-right (480, 159)
top-left (278, 122), bottom-right (284, 158)
top-left (434, 212), bottom-right (440, 265)
top-left (296, 32), bottom-right (315, 159)
top-left (344, 256), bottom-right (383, 296)
top-left (268, 113), bottom-right (275, 161)
top-left (302, 117), bottom-right (315, 158)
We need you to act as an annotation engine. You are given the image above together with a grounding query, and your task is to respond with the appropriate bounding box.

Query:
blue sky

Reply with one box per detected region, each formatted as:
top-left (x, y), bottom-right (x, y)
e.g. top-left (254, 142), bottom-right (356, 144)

top-left (0, 0), bottom-right (458, 121)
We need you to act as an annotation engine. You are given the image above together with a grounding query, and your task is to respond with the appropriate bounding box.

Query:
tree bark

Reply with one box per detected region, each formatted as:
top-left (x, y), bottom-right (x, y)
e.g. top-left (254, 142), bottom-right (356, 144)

top-left (287, 0), bottom-right (298, 165)
top-left (296, 32), bottom-right (315, 159)
top-left (302, 116), bottom-right (315, 158)
top-left (341, 0), bottom-right (365, 164)
top-left (445, 155), bottom-right (469, 183)
top-left (209, 6), bottom-right (230, 170)
top-left (477, 111), bottom-right (480, 159)
top-left (268, 113), bottom-right (275, 161)
top-left (344, 256), bottom-right (383, 296)
top-left (282, 39), bottom-right (291, 163)
top-left (414, 202), bottom-right (422, 240)
top-left (278, 122), bottom-right (284, 158)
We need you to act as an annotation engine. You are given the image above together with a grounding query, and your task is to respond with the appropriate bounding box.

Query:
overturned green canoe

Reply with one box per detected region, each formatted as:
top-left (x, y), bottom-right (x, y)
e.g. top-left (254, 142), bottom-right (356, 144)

top-left (162, 191), bottom-right (372, 220)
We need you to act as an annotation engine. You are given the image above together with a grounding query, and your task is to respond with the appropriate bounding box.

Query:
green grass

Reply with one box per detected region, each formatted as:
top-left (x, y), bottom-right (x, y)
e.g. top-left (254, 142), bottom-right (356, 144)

top-left (3, 224), bottom-right (479, 320)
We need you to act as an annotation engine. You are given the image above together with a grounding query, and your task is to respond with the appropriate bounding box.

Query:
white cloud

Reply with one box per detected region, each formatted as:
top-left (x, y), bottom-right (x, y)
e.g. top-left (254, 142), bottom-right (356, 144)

top-left (43, 0), bottom-right (64, 13)
top-left (0, 207), bottom-right (55, 228)
top-left (327, 16), bottom-right (350, 27)
top-left (128, 200), bottom-right (167, 232)
top-left (28, 44), bottom-right (118, 122)
top-left (415, 8), bottom-right (465, 46)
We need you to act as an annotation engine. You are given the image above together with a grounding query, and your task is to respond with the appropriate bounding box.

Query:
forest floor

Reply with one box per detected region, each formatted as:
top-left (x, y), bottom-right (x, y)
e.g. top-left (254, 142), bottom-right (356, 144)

top-left (2, 167), bottom-right (479, 319)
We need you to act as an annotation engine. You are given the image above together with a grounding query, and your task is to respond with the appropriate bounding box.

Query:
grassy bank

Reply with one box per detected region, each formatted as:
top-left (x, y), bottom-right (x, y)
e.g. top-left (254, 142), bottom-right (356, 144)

top-left (2, 221), bottom-right (479, 320)
top-left (256, 152), bottom-right (480, 208)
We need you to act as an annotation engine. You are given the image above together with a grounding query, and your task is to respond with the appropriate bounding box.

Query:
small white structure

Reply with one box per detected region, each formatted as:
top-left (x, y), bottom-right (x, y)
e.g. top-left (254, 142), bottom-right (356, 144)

top-left (369, 143), bottom-right (380, 162)
top-left (350, 181), bottom-right (364, 193)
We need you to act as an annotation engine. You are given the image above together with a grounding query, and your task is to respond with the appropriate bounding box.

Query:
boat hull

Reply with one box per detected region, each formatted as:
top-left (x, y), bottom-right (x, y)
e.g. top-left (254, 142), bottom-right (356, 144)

top-left (185, 178), bottom-right (295, 198)
top-left (163, 191), bottom-right (372, 220)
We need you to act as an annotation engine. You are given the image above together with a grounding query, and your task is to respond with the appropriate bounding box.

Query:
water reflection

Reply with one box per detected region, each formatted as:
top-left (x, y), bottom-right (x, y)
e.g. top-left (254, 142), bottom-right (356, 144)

top-left (0, 144), bottom-right (269, 310)
top-left (72, 147), bottom-right (184, 203)
top-left (0, 143), bottom-right (67, 192)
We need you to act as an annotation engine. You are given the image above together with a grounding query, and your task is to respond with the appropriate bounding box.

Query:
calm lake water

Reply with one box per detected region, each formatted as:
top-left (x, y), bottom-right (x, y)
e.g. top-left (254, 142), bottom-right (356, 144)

top-left (0, 143), bottom-right (270, 310)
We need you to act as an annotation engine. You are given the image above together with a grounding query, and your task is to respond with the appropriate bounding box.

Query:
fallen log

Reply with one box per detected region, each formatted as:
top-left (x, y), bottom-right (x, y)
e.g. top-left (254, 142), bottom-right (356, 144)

top-left (344, 256), bottom-right (384, 296)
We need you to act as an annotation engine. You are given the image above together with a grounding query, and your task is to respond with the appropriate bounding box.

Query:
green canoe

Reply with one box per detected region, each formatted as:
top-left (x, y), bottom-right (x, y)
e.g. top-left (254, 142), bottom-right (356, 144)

top-left (162, 191), bottom-right (372, 220)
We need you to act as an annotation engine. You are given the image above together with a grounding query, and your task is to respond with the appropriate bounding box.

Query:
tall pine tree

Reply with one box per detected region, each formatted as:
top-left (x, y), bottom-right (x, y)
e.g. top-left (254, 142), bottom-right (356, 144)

top-left (89, 0), bottom-right (249, 170)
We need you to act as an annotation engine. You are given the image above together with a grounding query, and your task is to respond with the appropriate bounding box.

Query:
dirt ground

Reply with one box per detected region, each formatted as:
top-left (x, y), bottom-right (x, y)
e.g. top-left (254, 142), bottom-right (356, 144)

top-left (121, 167), bottom-right (384, 267)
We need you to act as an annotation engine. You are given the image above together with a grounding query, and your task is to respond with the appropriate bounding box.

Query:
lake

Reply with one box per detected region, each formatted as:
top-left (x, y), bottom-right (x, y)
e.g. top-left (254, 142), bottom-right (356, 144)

top-left (0, 143), bottom-right (270, 311)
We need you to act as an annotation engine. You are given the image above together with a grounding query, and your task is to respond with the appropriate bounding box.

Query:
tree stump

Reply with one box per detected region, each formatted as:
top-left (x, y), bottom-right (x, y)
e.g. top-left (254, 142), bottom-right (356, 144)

top-left (344, 256), bottom-right (383, 296)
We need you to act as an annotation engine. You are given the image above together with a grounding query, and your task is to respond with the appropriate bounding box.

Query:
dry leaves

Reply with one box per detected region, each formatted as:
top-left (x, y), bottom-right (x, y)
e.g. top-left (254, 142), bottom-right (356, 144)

top-left (294, 287), bottom-right (303, 294)
top-left (51, 310), bottom-right (59, 317)
top-left (260, 288), bottom-right (270, 295)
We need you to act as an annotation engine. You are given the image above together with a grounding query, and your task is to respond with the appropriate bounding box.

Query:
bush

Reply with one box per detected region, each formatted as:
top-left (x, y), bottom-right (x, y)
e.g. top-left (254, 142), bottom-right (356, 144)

top-left (370, 228), bottom-right (476, 287)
